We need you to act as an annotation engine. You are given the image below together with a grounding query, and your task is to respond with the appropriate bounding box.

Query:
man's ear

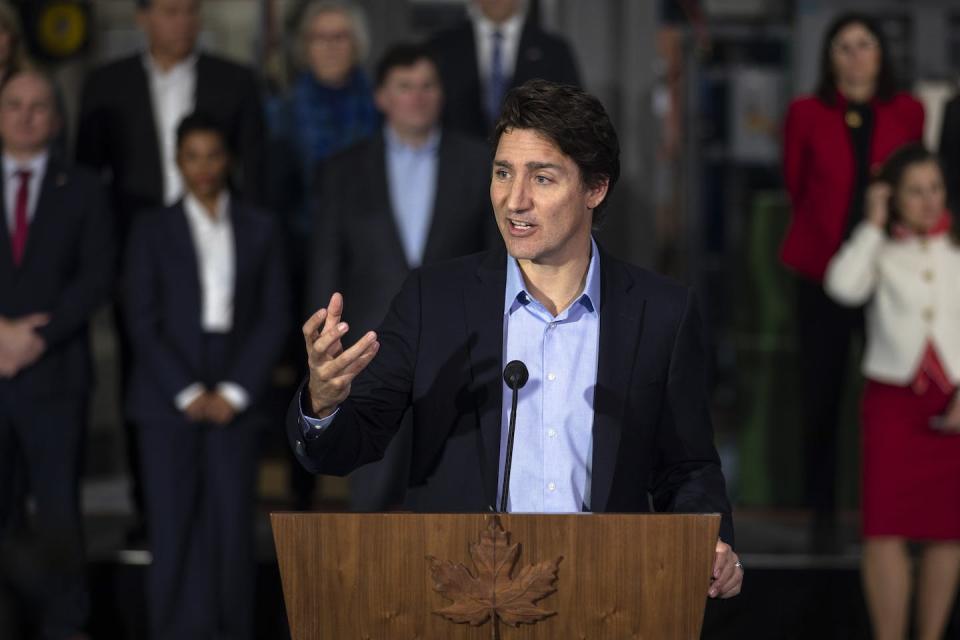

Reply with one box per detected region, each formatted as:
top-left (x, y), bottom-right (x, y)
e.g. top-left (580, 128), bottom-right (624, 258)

top-left (586, 177), bottom-right (609, 210)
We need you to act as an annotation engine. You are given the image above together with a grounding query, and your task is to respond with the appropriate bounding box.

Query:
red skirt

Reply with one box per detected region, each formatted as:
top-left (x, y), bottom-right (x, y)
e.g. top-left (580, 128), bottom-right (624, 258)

top-left (861, 380), bottom-right (960, 539)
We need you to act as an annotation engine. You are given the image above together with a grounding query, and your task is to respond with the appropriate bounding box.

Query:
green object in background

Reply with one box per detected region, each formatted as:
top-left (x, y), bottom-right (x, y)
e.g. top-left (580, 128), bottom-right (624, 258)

top-left (733, 190), bottom-right (863, 508)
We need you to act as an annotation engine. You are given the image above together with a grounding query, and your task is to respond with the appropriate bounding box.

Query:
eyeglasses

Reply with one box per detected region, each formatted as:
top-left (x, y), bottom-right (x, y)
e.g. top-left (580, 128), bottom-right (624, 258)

top-left (308, 30), bottom-right (352, 46)
top-left (831, 38), bottom-right (878, 57)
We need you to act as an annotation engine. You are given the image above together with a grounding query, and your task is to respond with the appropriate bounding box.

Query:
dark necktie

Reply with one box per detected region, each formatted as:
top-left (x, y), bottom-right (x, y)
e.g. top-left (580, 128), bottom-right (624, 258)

top-left (10, 169), bottom-right (31, 266)
top-left (486, 29), bottom-right (506, 125)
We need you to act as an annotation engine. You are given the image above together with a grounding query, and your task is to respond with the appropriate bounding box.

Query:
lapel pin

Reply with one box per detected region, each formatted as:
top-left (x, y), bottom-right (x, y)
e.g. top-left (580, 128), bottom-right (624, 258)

top-left (526, 47), bottom-right (542, 61)
top-left (56, 173), bottom-right (67, 186)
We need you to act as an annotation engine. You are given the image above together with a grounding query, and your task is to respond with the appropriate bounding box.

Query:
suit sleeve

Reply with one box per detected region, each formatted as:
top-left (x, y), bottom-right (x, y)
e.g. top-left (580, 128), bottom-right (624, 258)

top-left (650, 289), bottom-right (734, 546)
top-left (224, 220), bottom-right (291, 400)
top-left (122, 217), bottom-right (196, 403)
top-left (555, 39), bottom-right (581, 87)
top-left (36, 177), bottom-right (116, 348)
top-left (783, 101), bottom-right (808, 207)
top-left (287, 269), bottom-right (420, 476)
top-left (75, 70), bottom-right (110, 175)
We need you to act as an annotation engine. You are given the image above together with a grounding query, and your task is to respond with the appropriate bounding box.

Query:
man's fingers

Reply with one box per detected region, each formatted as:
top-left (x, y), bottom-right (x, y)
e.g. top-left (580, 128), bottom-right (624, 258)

top-left (319, 331), bottom-right (378, 379)
top-left (302, 308), bottom-right (327, 345)
top-left (337, 340), bottom-right (380, 379)
top-left (322, 293), bottom-right (345, 335)
top-left (311, 322), bottom-right (350, 362)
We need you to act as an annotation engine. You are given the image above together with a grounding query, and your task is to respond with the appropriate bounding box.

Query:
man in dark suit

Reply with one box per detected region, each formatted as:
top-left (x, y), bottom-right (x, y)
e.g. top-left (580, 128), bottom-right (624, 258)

top-left (430, 0), bottom-right (580, 138)
top-left (307, 43), bottom-right (497, 510)
top-left (124, 113), bottom-right (288, 640)
top-left (289, 80), bottom-right (743, 599)
top-left (0, 71), bottom-right (114, 640)
top-left (75, 0), bottom-right (266, 541)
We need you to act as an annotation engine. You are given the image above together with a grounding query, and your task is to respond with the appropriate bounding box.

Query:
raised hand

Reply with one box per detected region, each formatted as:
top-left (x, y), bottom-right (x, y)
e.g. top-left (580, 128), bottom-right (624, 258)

top-left (302, 293), bottom-right (379, 419)
top-left (865, 182), bottom-right (891, 229)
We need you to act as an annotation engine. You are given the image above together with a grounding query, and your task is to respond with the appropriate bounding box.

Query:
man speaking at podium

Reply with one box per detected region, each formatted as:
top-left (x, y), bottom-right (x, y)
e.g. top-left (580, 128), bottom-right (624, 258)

top-left (287, 80), bottom-right (742, 599)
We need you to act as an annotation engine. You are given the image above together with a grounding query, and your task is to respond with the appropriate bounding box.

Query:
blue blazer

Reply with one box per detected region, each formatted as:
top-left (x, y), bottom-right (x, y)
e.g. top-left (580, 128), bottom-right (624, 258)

top-left (288, 244), bottom-right (734, 544)
top-left (123, 198), bottom-right (289, 423)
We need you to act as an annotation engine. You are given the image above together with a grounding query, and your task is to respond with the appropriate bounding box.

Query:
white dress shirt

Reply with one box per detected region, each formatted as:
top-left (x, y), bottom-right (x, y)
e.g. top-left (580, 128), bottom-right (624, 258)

top-left (173, 191), bottom-right (249, 413)
top-left (143, 52), bottom-right (198, 206)
top-left (3, 151), bottom-right (48, 232)
top-left (825, 221), bottom-right (960, 385)
top-left (469, 2), bottom-right (526, 88)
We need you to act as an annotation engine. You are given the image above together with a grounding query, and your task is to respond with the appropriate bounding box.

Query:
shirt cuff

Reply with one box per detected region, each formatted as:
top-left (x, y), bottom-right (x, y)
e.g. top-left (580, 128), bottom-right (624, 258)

top-left (174, 383), bottom-right (205, 411)
top-left (299, 387), bottom-right (339, 437)
top-left (217, 382), bottom-right (250, 412)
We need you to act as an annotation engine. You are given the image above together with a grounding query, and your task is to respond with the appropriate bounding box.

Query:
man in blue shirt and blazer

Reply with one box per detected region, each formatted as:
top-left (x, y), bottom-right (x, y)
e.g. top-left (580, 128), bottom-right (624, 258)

top-left (288, 80), bottom-right (743, 599)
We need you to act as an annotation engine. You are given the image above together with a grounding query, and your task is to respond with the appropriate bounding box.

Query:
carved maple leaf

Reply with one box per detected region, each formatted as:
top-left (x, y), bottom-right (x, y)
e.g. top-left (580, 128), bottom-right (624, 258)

top-left (427, 518), bottom-right (562, 628)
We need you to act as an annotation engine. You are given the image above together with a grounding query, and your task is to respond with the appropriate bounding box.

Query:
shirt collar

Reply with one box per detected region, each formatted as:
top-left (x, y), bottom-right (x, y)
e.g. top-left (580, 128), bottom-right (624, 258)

top-left (4, 150), bottom-right (48, 181)
top-left (183, 190), bottom-right (231, 226)
top-left (504, 237), bottom-right (601, 317)
top-left (383, 125), bottom-right (442, 155)
top-left (469, 1), bottom-right (526, 40)
top-left (142, 50), bottom-right (199, 80)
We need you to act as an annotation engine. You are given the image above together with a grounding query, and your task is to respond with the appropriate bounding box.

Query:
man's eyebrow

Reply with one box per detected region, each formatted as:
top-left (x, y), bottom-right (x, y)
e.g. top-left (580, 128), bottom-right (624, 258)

top-left (526, 161), bottom-right (564, 171)
top-left (493, 159), bottom-right (513, 169)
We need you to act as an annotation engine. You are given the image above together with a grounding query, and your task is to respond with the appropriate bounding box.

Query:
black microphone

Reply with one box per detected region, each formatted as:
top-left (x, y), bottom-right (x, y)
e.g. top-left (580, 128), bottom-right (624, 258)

top-left (499, 360), bottom-right (529, 512)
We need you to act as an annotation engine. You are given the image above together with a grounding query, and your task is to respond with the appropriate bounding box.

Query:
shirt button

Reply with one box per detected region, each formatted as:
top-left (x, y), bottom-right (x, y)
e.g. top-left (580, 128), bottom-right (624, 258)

top-left (922, 269), bottom-right (934, 282)
top-left (547, 429), bottom-right (557, 438)
top-left (547, 373), bottom-right (556, 381)
top-left (923, 308), bottom-right (935, 322)
top-left (547, 482), bottom-right (556, 492)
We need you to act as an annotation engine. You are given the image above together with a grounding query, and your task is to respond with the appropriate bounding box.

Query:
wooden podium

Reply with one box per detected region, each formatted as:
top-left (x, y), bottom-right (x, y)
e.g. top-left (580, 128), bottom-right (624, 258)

top-left (272, 512), bottom-right (720, 639)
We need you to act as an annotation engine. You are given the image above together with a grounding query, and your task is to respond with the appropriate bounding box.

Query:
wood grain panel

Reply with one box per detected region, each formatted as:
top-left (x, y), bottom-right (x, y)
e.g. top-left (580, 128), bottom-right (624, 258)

top-left (272, 512), bottom-right (720, 639)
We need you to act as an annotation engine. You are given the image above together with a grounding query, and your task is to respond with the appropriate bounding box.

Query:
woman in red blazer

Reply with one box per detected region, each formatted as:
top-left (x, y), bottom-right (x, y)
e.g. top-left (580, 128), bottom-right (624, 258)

top-left (780, 12), bottom-right (924, 551)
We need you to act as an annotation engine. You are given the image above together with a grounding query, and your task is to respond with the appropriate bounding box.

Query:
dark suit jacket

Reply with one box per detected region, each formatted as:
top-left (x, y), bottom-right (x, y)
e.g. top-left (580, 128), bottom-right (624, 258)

top-left (123, 199), bottom-right (289, 423)
top-left (0, 155), bottom-right (114, 398)
top-left (309, 129), bottom-right (498, 341)
top-left (430, 19), bottom-right (580, 138)
top-left (76, 53), bottom-right (266, 238)
top-left (288, 245), bottom-right (734, 544)
top-left (939, 94), bottom-right (960, 215)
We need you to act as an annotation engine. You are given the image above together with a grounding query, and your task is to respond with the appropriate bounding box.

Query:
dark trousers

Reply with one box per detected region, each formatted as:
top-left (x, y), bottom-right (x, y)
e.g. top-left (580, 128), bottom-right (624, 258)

top-left (0, 386), bottom-right (89, 639)
top-left (138, 334), bottom-right (259, 640)
top-left (796, 278), bottom-right (863, 521)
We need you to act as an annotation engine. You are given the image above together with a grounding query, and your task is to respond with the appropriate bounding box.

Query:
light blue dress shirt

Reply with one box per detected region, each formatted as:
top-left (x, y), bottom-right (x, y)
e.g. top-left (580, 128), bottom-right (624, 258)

top-left (300, 241), bottom-right (602, 516)
top-left (498, 239), bottom-right (601, 512)
top-left (383, 125), bottom-right (440, 268)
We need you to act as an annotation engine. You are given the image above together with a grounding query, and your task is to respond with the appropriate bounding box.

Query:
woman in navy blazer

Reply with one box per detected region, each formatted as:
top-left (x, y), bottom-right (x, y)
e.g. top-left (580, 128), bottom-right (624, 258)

top-left (124, 113), bottom-right (289, 640)
top-left (780, 13), bottom-right (923, 549)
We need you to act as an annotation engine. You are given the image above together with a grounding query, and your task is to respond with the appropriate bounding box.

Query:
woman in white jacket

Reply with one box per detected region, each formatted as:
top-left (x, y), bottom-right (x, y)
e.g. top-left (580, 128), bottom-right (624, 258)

top-left (825, 143), bottom-right (960, 640)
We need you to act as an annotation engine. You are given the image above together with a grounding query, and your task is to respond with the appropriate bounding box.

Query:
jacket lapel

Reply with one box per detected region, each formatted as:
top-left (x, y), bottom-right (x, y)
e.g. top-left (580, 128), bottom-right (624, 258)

top-left (16, 156), bottom-right (68, 275)
top-left (463, 248), bottom-right (507, 509)
top-left (229, 199), bottom-right (254, 333)
top-left (590, 248), bottom-right (645, 512)
top-left (368, 134), bottom-right (413, 270)
top-left (169, 201), bottom-right (203, 315)
top-left (129, 58), bottom-right (164, 201)
top-left (421, 135), bottom-right (456, 263)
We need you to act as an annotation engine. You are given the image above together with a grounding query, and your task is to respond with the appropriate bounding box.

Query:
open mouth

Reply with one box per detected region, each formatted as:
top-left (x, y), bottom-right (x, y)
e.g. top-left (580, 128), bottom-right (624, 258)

top-left (508, 219), bottom-right (535, 231)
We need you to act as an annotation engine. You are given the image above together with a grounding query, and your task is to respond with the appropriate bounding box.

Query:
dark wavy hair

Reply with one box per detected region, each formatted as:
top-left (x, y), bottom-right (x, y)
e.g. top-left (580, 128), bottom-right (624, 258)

top-left (815, 12), bottom-right (897, 104)
top-left (493, 79), bottom-right (620, 225)
top-left (875, 143), bottom-right (953, 241)
top-left (375, 42), bottom-right (437, 88)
